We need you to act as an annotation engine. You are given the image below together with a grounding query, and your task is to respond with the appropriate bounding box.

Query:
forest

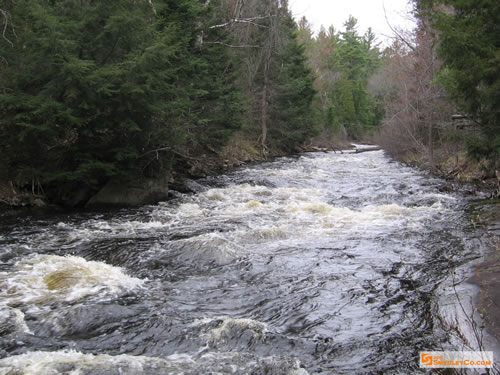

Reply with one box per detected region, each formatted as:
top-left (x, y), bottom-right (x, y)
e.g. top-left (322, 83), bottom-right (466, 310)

top-left (0, 0), bottom-right (498, 207)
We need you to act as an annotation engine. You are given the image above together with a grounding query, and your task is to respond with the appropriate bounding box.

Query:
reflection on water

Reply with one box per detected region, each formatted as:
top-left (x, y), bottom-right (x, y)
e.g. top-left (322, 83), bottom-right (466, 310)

top-left (0, 149), bottom-right (491, 374)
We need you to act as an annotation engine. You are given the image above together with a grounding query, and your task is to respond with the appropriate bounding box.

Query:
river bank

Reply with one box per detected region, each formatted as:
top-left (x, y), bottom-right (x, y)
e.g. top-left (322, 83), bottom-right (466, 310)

top-left (0, 134), bottom-right (353, 209)
top-left (468, 200), bottom-right (500, 343)
top-left (381, 143), bottom-right (500, 353)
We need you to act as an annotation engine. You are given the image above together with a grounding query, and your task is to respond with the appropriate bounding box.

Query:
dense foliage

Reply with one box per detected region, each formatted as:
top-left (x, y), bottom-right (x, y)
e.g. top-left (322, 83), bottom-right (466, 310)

top-left (0, 0), bottom-right (243, 191)
top-left (416, 0), bottom-right (500, 160)
top-left (0, 0), bottom-right (316, 202)
top-left (8, 0), bottom-right (494, 204)
top-left (211, 0), bottom-right (317, 153)
top-left (297, 17), bottom-right (384, 139)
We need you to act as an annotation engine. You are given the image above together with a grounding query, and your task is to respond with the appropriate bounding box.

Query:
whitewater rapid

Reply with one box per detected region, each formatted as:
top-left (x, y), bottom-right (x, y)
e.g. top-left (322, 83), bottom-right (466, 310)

top-left (0, 149), bottom-right (495, 374)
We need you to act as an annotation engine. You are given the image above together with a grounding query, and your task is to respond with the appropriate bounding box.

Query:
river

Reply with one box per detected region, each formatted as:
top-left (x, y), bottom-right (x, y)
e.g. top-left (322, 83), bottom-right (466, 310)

top-left (0, 148), bottom-right (496, 374)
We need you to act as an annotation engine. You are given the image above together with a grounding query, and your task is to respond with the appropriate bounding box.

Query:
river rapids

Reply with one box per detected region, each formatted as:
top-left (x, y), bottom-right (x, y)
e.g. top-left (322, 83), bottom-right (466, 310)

top-left (0, 148), bottom-right (496, 374)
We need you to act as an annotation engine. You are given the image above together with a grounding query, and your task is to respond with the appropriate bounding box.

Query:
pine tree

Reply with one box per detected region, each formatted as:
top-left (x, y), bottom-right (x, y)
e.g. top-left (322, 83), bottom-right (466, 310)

top-left (329, 17), bottom-right (382, 138)
top-left (0, 0), bottom-right (243, 198)
top-left (272, 13), bottom-right (317, 150)
top-left (213, 0), bottom-right (316, 153)
top-left (416, 0), bottom-right (500, 160)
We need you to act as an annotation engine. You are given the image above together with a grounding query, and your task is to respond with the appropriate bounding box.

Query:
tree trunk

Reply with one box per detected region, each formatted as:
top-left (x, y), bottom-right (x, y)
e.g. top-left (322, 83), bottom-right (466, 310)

top-left (428, 121), bottom-right (434, 171)
top-left (260, 61), bottom-right (269, 148)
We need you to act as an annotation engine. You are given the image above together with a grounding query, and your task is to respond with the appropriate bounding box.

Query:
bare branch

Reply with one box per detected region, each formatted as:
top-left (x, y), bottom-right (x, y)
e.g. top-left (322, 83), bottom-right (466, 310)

top-left (210, 16), bottom-right (275, 29)
top-left (204, 41), bottom-right (260, 48)
top-left (138, 146), bottom-right (172, 158)
top-left (383, 2), bottom-right (415, 52)
top-left (1, 8), bottom-right (14, 47)
top-left (147, 0), bottom-right (157, 15)
top-left (231, 19), bottom-right (268, 28)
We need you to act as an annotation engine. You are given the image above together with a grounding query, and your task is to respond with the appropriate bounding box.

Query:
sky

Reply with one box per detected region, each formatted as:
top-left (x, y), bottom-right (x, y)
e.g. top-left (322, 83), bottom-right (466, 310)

top-left (289, 0), bottom-right (416, 45)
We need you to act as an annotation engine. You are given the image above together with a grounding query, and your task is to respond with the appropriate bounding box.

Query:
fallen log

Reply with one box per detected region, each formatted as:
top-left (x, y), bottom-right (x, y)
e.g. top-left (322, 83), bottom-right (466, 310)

top-left (354, 147), bottom-right (382, 154)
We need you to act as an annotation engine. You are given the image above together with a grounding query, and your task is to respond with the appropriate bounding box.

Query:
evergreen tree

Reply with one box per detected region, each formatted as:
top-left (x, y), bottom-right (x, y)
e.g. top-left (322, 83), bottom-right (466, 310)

top-left (0, 0), bottom-right (243, 197)
top-left (330, 17), bottom-right (382, 138)
top-left (1, 0), bottom-right (160, 187)
top-left (272, 13), bottom-right (317, 151)
top-left (295, 16), bottom-right (383, 140)
top-left (416, 0), bottom-right (500, 160)
top-left (0, 0), bottom-right (325, 204)
top-left (215, 0), bottom-right (316, 152)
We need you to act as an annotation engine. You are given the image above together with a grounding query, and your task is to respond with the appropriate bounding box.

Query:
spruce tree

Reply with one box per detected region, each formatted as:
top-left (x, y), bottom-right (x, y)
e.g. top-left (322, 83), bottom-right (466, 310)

top-left (417, 0), bottom-right (500, 160)
top-left (271, 11), bottom-right (317, 151)
top-left (330, 17), bottom-right (382, 138)
top-left (0, 0), bottom-right (243, 199)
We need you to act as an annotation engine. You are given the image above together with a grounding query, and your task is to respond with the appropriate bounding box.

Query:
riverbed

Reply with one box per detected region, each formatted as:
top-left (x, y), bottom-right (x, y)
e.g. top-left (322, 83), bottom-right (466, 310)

top-left (0, 149), bottom-right (496, 374)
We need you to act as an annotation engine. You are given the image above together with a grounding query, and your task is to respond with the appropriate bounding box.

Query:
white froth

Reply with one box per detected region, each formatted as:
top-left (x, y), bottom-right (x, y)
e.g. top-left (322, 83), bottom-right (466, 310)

top-left (0, 308), bottom-right (32, 335)
top-left (0, 254), bottom-right (143, 309)
top-left (0, 350), bottom-right (310, 375)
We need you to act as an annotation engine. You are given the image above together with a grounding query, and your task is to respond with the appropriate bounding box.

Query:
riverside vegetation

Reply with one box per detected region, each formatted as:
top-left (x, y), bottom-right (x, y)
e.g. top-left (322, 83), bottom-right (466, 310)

top-left (0, 0), bottom-right (498, 207)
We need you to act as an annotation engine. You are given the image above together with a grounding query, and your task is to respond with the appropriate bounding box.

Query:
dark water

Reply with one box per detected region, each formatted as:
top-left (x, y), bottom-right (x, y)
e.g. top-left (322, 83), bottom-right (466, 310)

top-left (0, 149), bottom-right (494, 374)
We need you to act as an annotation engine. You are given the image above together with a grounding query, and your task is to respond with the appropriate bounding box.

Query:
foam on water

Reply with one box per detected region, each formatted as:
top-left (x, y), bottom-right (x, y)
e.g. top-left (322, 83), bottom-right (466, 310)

top-left (0, 308), bottom-right (32, 335)
top-left (0, 149), bottom-right (485, 374)
top-left (240, 225), bottom-right (290, 242)
top-left (193, 316), bottom-right (269, 344)
top-left (152, 182), bottom-right (444, 237)
top-left (0, 350), bottom-right (309, 375)
top-left (55, 220), bottom-right (168, 242)
top-left (0, 255), bottom-right (143, 310)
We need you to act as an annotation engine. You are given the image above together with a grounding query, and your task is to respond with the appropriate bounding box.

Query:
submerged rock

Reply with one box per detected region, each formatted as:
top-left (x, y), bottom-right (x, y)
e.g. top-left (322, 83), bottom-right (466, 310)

top-left (42, 268), bottom-right (92, 290)
top-left (31, 199), bottom-right (46, 208)
top-left (87, 177), bottom-right (170, 207)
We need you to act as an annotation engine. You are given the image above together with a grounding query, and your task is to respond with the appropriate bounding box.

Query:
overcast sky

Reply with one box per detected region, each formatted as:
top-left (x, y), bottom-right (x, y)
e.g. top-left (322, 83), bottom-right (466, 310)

top-left (289, 0), bottom-right (416, 45)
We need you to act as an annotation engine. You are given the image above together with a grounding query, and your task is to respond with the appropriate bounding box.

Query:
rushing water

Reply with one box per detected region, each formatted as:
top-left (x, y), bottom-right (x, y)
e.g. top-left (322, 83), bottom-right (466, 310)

top-left (0, 149), bottom-right (495, 374)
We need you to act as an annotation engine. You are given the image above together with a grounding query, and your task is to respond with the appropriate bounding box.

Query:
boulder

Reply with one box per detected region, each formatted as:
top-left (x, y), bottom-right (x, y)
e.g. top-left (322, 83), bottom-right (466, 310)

top-left (32, 198), bottom-right (47, 208)
top-left (86, 176), bottom-right (170, 207)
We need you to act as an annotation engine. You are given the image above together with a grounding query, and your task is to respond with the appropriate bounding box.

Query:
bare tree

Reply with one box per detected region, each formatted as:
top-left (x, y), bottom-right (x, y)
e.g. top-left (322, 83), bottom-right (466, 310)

top-left (375, 20), bottom-right (455, 169)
